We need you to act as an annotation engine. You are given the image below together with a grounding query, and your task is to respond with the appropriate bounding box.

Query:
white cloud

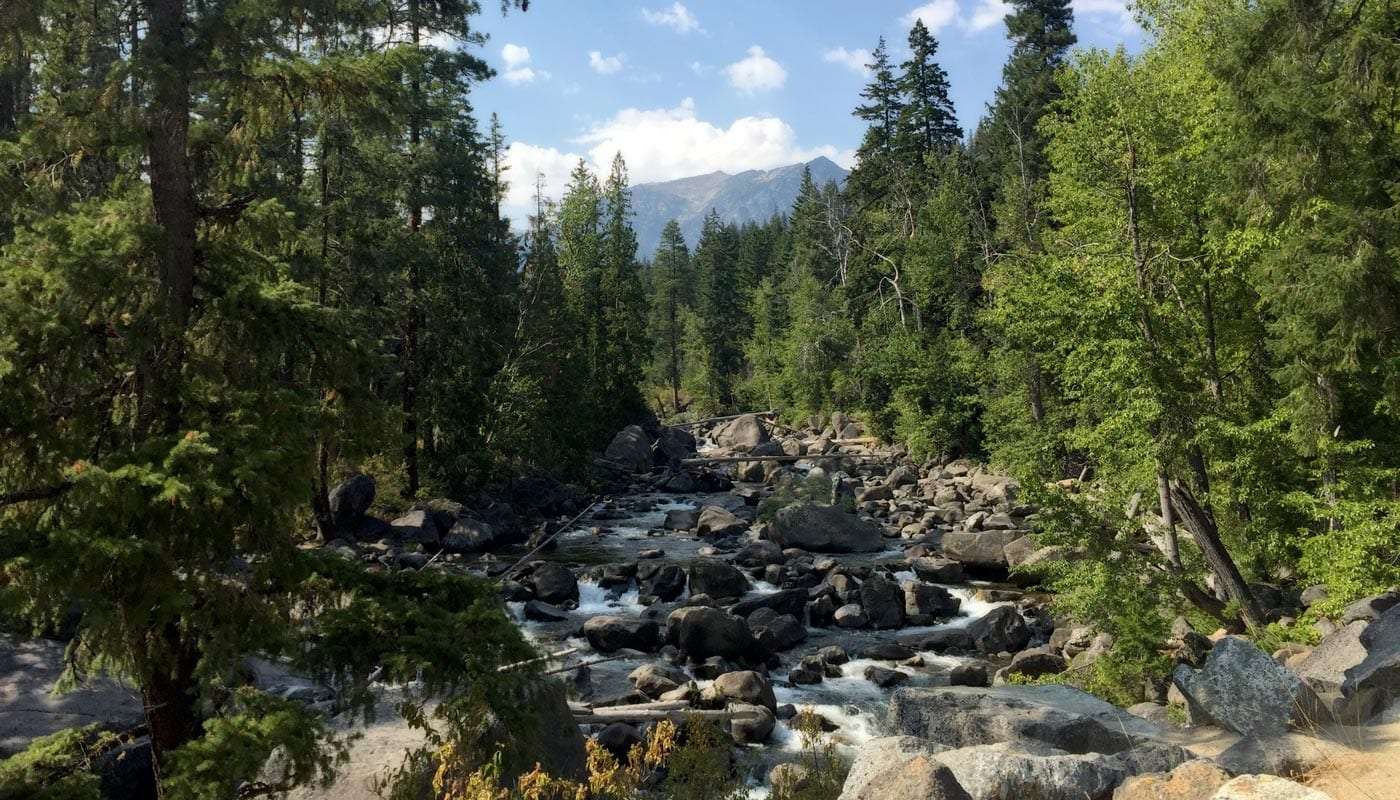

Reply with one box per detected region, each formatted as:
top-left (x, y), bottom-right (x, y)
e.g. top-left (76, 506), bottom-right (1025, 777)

top-left (823, 46), bottom-right (872, 76)
top-left (500, 43), bottom-right (548, 85)
top-left (588, 50), bottom-right (624, 75)
top-left (1074, 0), bottom-right (1136, 30)
top-left (904, 0), bottom-right (960, 31)
top-left (965, 0), bottom-right (1012, 31)
top-left (501, 98), bottom-right (844, 221)
top-left (641, 2), bottom-right (703, 34)
top-left (724, 46), bottom-right (787, 94)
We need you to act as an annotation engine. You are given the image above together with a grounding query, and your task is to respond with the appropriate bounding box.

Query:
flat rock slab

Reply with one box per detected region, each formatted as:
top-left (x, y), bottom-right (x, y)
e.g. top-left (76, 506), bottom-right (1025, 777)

top-left (0, 637), bottom-right (144, 757)
top-left (769, 503), bottom-right (885, 553)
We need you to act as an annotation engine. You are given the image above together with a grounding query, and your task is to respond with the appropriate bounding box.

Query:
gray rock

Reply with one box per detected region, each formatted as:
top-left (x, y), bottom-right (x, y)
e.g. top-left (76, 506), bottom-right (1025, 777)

top-left (529, 563), bottom-right (579, 606)
top-left (695, 505), bottom-right (748, 537)
top-left (329, 474), bottom-right (376, 532)
top-left (687, 559), bottom-right (750, 599)
top-left (1211, 774), bottom-right (1332, 799)
top-left (712, 670), bottom-right (776, 710)
top-left (731, 588), bottom-right (808, 618)
top-left (1299, 585), bottom-right (1329, 609)
top-left (629, 663), bottom-right (689, 698)
top-left (594, 722), bottom-right (643, 761)
top-left (442, 517), bottom-right (498, 553)
top-left (522, 600), bottom-right (569, 622)
top-left (941, 530), bottom-right (1024, 570)
top-left (1008, 647), bottom-right (1069, 679)
top-left (667, 606), bottom-right (757, 661)
top-left (866, 665), bottom-right (909, 688)
top-left (663, 508), bottom-right (698, 530)
top-left (835, 603), bottom-right (868, 628)
top-left (729, 702), bottom-right (775, 744)
top-left (654, 427), bottom-right (696, 466)
top-left (860, 574), bottom-right (905, 630)
top-left (839, 736), bottom-right (962, 800)
top-left (1340, 590), bottom-right (1399, 624)
top-left (583, 615), bottom-right (661, 653)
top-left (389, 509), bottom-right (439, 545)
top-left (637, 561), bottom-right (686, 602)
top-left (966, 605), bottom-right (1031, 654)
top-left (734, 539), bottom-right (784, 567)
top-left (1112, 758), bottom-right (1228, 800)
top-left (935, 742), bottom-right (1128, 800)
top-left (1293, 619), bottom-right (1393, 723)
top-left (911, 556), bottom-right (964, 584)
top-left (714, 414), bottom-right (770, 451)
top-left (747, 609), bottom-right (806, 652)
top-left (1171, 636), bottom-right (1329, 737)
top-left (904, 581), bottom-right (961, 625)
top-left (770, 503), bottom-right (885, 553)
top-left (949, 663), bottom-right (989, 687)
top-left (889, 685), bottom-right (1175, 756)
top-left (604, 424), bottom-right (653, 473)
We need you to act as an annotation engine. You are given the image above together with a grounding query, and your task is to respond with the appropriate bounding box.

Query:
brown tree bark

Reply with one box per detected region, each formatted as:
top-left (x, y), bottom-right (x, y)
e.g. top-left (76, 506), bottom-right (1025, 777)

top-left (1169, 479), bottom-right (1265, 628)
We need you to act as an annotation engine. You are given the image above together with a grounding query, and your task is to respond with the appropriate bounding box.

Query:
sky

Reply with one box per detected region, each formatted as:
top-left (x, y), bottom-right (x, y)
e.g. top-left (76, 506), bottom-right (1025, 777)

top-left (467, 1), bottom-right (1146, 223)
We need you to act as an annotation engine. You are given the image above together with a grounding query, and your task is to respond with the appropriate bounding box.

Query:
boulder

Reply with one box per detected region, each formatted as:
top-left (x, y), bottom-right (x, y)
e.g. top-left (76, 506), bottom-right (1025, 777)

top-left (734, 539), bottom-right (784, 567)
top-left (595, 723), bottom-right (643, 761)
top-left (731, 588), bottom-right (808, 619)
top-left (695, 505), bottom-right (748, 538)
top-left (329, 474), bottom-right (376, 532)
top-left (389, 509), bottom-right (440, 545)
top-left (1211, 775), bottom-right (1332, 800)
top-left (865, 665), bottom-right (909, 688)
top-left (1296, 604), bottom-right (1400, 724)
top-left (966, 606), bottom-right (1031, 654)
top-left (911, 556), bottom-right (963, 584)
top-left (583, 615), bottom-right (661, 653)
top-left (637, 561), bottom-right (686, 602)
top-left (904, 582), bottom-right (961, 626)
top-left (1007, 647), bottom-right (1069, 680)
top-left (711, 670), bottom-right (776, 711)
top-left (667, 607), bottom-right (757, 661)
top-left (663, 509), bottom-right (698, 531)
top-left (834, 604), bottom-right (868, 628)
top-left (1340, 590), bottom-right (1399, 624)
top-left (747, 609), bottom-right (806, 652)
top-left (860, 575), bottom-right (905, 630)
top-left (839, 737), bottom-right (965, 800)
top-left (889, 685), bottom-right (1175, 756)
top-left (942, 530), bottom-right (1023, 571)
top-left (522, 600), bottom-right (569, 622)
top-left (770, 503), bottom-right (885, 553)
top-left (529, 563), bottom-right (579, 606)
top-left (654, 427), bottom-right (696, 466)
top-left (729, 702), bottom-right (775, 744)
top-left (948, 663), bottom-right (989, 687)
top-left (714, 414), bottom-right (770, 451)
top-left (442, 517), bottom-right (498, 553)
top-left (935, 742), bottom-right (1128, 800)
top-left (1112, 758), bottom-right (1229, 800)
top-left (629, 663), bottom-right (689, 698)
top-left (687, 559), bottom-right (751, 599)
top-left (1171, 636), bottom-right (1329, 737)
top-left (604, 425), bottom-right (653, 473)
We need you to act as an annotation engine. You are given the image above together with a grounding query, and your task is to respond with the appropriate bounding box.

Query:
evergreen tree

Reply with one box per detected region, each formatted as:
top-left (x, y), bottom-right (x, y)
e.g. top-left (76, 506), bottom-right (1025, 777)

top-left (690, 210), bottom-right (745, 410)
top-left (897, 19), bottom-right (962, 161)
top-left (648, 220), bottom-right (692, 414)
top-left (599, 154), bottom-right (649, 420)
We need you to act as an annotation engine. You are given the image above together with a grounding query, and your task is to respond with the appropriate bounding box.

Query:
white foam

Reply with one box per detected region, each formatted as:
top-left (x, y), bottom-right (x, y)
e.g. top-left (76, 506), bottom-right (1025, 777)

top-left (747, 580), bottom-right (782, 596)
top-left (575, 579), bottom-right (645, 616)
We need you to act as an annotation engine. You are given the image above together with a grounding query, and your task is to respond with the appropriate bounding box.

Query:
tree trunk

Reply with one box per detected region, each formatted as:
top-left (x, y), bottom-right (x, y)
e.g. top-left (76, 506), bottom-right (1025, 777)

top-left (142, 624), bottom-right (202, 761)
top-left (1168, 480), bottom-right (1264, 628)
top-left (1157, 468), bottom-right (1180, 567)
top-left (401, 5), bottom-right (422, 498)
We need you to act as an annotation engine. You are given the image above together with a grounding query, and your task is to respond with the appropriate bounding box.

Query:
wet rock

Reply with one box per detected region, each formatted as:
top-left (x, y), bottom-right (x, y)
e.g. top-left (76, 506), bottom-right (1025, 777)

top-left (967, 606), bottom-right (1031, 654)
top-left (1212, 774), bottom-right (1331, 799)
top-left (807, 595), bottom-right (837, 627)
top-left (789, 658), bottom-right (825, 685)
top-left (770, 503), bottom-right (885, 553)
top-left (1112, 758), bottom-right (1228, 800)
top-left (523, 600), bottom-right (569, 622)
top-left (663, 509), bottom-right (698, 530)
top-left (629, 663), bottom-right (689, 698)
top-left (902, 628), bottom-right (974, 654)
top-left (732, 588), bottom-right (808, 618)
top-left (936, 742), bottom-right (1127, 800)
top-left (866, 665), bottom-right (909, 688)
top-left (730, 702), bottom-right (775, 744)
top-left (667, 606), bottom-right (757, 661)
top-left (949, 663), bottom-right (988, 687)
top-left (696, 505), bottom-right (748, 538)
top-left (605, 425), bottom-right (654, 473)
top-left (835, 603), bottom-right (868, 628)
top-left (595, 723), bottom-right (644, 761)
top-left (911, 556), bottom-right (963, 584)
top-left (904, 582), bottom-right (961, 625)
top-left (1171, 636), bottom-right (1329, 737)
top-left (329, 474), bottom-right (376, 533)
top-left (687, 559), bottom-right (751, 599)
top-left (637, 561), bottom-right (686, 602)
top-left (861, 575), bottom-right (905, 630)
top-left (584, 615), bottom-right (661, 653)
top-left (734, 539), bottom-right (784, 567)
top-left (820, 645), bottom-right (850, 665)
top-left (747, 608), bottom-right (806, 652)
top-left (861, 642), bottom-right (916, 661)
top-left (529, 563), bottom-right (579, 606)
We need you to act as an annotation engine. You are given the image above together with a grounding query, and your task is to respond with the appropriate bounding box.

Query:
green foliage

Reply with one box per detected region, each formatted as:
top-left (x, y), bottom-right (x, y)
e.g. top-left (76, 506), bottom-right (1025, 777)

top-left (659, 719), bottom-right (746, 800)
top-left (0, 726), bottom-right (115, 800)
top-left (770, 710), bottom-right (848, 800)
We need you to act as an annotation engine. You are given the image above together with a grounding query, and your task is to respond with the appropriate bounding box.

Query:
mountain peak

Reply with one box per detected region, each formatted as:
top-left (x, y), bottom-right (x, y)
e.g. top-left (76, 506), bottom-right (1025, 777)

top-left (631, 160), bottom-right (849, 255)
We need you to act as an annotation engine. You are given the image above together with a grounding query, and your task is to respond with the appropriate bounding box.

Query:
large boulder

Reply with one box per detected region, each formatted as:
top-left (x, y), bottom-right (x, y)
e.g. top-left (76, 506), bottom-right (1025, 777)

top-left (711, 670), bottom-right (776, 711)
top-left (904, 582), bottom-right (961, 626)
top-left (389, 509), bottom-right (440, 545)
top-left (1294, 604), bottom-right (1400, 724)
top-left (840, 737), bottom-right (967, 800)
top-left (604, 425), bottom-right (653, 473)
top-left (731, 588), bottom-right (808, 619)
top-left (687, 559), bottom-right (751, 599)
top-left (861, 575), bottom-right (905, 629)
top-left (729, 702), bottom-right (775, 744)
top-left (769, 503), bottom-right (885, 553)
top-left (629, 663), bottom-right (689, 698)
top-left (1211, 775), bottom-right (1332, 800)
top-left (935, 742), bottom-right (1128, 800)
top-left (746, 608), bottom-right (806, 652)
top-left (529, 563), bottom-right (579, 606)
top-left (941, 530), bottom-right (1023, 571)
top-left (637, 561), bottom-right (686, 602)
top-left (966, 606), bottom-right (1031, 654)
top-left (911, 556), bottom-right (963, 584)
top-left (329, 474), bottom-right (376, 533)
top-left (695, 505), bottom-right (748, 538)
top-left (583, 616), bottom-right (661, 653)
top-left (714, 414), bottom-right (770, 451)
top-left (667, 606), bottom-right (757, 661)
top-left (1171, 636), bottom-right (1329, 737)
top-left (654, 427), bottom-right (696, 466)
top-left (442, 517), bottom-right (498, 553)
top-left (1112, 759), bottom-right (1229, 800)
top-left (889, 685), bottom-right (1177, 757)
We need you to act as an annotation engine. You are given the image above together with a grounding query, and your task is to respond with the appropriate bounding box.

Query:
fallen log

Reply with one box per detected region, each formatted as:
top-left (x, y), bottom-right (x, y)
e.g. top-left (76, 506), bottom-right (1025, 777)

top-left (668, 410), bottom-right (776, 429)
top-left (497, 648), bottom-right (580, 673)
top-left (538, 653), bottom-right (632, 676)
top-left (572, 708), bottom-right (765, 725)
top-left (570, 700), bottom-right (691, 714)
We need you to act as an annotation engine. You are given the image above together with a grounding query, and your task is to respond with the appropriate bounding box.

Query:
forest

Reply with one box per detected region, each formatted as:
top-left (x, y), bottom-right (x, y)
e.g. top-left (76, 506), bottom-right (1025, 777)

top-left (0, 0), bottom-right (1397, 798)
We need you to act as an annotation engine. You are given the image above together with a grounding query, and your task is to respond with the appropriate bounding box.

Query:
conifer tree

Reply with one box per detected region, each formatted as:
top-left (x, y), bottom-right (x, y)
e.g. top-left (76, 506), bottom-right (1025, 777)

top-left (648, 220), bottom-right (692, 413)
top-left (897, 19), bottom-right (962, 161)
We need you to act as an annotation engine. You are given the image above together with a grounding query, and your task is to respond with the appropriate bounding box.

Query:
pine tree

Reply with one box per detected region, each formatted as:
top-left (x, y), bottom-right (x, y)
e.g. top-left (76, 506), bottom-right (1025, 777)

top-left (599, 154), bottom-right (648, 420)
top-left (690, 210), bottom-right (744, 410)
top-left (648, 220), bottom-right (692, 414)
top-left (897, 19), bottom-right (962, 161)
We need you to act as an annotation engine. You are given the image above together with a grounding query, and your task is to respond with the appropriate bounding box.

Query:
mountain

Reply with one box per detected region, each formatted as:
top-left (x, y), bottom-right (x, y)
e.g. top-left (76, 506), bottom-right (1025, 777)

top-left (629, 157), bottom-right (849, 257)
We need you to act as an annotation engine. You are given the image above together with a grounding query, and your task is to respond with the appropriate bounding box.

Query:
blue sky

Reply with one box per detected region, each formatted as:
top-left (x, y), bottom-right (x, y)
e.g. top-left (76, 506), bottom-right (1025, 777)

top-left (468, 1), bottom-right (1145, 221)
